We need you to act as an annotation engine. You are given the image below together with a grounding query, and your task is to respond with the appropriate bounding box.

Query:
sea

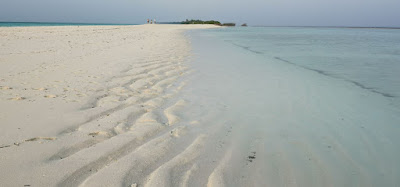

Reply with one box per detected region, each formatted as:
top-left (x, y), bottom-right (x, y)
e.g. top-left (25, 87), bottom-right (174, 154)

top-left (0, 22), bottom-right (133, 27)
top-left (179, 27), bottom-right (400, 186)
top-left (203, 27), bottom-right (400, 103)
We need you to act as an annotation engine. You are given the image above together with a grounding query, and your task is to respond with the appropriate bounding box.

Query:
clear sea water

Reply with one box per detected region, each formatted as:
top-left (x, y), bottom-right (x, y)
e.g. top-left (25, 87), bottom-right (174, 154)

top-left (183, 27), bottom-right (400, 186)
top-left (0, 22), bottom-right (133, 27)
top-left (200, 27), bottom-right (400, 107)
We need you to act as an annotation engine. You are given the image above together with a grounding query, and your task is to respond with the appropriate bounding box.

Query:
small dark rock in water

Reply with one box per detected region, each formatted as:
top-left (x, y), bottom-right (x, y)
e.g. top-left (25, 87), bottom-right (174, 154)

top-left (247, 151), bottom-right (257, 162)
top-left (241, 23), bottom-right (248, 27)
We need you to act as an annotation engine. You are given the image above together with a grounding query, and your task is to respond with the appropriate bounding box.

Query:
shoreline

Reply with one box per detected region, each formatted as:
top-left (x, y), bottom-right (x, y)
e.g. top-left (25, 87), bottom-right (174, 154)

top-left (0, 22), bottom-right (222, 28)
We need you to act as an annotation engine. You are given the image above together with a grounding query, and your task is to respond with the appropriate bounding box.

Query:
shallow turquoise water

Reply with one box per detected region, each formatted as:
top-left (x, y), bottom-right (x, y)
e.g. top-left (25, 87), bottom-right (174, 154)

top-left (201, 27), bottom-right (400, 107)
top-left (179, 27), bottom-right (400, 186)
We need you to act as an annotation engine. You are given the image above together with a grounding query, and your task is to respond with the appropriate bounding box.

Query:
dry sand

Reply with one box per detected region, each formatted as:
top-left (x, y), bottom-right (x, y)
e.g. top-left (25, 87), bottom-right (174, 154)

top-left (0, 24), bottom-right (219, 186)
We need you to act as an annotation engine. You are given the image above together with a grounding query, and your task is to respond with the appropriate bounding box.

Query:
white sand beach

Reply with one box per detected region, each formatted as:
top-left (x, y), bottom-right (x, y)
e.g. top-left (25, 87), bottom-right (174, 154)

top-left (0, 24), bottom-right (218, 186)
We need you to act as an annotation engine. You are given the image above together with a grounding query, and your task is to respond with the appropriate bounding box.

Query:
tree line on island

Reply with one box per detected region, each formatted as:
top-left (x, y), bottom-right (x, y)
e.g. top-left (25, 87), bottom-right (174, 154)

top-left (181, 19), bottom-right (247, 27)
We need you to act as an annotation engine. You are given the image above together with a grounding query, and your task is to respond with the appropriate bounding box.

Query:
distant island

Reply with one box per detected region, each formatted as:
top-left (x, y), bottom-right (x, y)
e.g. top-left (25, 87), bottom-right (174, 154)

top-left (181, 19), bottom-right (236, 27)
top-left (158, 19), bottom-right (247, 27)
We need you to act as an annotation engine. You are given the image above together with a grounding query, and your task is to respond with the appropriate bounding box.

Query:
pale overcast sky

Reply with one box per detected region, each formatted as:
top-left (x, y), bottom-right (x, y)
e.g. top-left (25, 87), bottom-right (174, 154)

top-left (1, 0), bottom-right (399, 27)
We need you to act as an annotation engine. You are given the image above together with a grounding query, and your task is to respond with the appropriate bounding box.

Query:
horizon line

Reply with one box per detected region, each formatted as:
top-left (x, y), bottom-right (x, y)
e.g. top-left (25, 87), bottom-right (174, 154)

top-left (1, 21), bottom-right (399, 29)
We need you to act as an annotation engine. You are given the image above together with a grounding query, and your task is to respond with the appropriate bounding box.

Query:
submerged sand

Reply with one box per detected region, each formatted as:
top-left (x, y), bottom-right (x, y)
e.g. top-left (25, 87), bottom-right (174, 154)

top-left (0, 24), bottom-right (218, 186)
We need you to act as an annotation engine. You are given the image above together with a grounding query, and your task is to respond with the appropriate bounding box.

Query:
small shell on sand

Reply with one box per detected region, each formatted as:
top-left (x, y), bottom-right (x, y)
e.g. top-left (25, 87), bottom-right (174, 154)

top-left (9, 97), bottom-right (26, 101)
top-left (44, 94), bottom-right (57, 98)
top-left (190, 120), bottom-right (200, 125)
top-left (34, 87), bottom-right (47, 91)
